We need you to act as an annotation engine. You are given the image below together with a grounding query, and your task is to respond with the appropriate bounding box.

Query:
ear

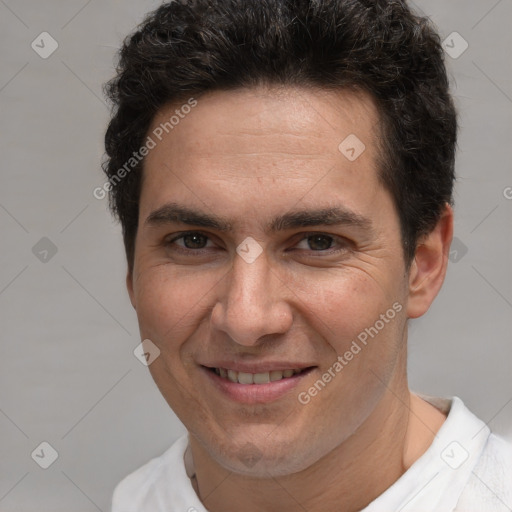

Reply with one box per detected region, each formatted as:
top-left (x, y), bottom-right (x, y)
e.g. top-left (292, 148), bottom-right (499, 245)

top-left (406, 204), bottom-right (454, 319)
top-left (126, 270), bottom-right (136, 310)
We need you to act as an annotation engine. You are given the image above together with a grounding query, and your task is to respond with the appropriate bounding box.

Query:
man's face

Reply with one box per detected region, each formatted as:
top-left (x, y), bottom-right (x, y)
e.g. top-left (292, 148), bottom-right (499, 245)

top-left (128, 86), bottom-right (411, 475)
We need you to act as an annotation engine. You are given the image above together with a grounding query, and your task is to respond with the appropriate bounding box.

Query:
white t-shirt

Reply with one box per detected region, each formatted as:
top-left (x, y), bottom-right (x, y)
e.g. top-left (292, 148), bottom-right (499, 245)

top-left (111, 396), bottom-right (512, 511)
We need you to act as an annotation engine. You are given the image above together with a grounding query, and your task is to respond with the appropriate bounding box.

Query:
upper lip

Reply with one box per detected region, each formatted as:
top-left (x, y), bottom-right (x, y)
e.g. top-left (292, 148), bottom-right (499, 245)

top-left (201, 361), bottom-right (316, 373)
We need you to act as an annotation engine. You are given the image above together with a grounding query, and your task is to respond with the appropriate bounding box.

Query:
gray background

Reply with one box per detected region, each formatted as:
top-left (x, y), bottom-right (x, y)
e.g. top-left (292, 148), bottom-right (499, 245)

top-left (0, 1), bottom-right (511, 511)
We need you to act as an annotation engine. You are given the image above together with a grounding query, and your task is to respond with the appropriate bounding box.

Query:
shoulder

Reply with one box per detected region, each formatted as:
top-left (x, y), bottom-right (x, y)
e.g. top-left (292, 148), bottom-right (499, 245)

top-left (111, 435), bottom-right (189, 512)
top-left (474, 433), bottom-right (512, 486)
top-left (415, 395), bottom-right (512, 511)
top-left (455, 433), bottom-right (512, 511)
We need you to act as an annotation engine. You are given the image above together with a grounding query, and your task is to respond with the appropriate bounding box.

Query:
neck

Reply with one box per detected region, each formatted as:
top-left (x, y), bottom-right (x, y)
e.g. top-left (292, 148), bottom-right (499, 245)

top-left (189, 359), bottom-right (446, 512)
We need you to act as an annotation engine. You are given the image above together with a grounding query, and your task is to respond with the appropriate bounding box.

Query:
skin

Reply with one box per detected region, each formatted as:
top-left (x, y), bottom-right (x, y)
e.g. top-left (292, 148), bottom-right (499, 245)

top-left (127, 85), bottom-right (453, 512)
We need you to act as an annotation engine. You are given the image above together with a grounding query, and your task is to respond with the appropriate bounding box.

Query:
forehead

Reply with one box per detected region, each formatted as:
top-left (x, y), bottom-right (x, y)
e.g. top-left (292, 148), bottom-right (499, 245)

top-left (147, 86), bottom-right (380, 163)
top-left (139, 86), bottom-right (387, 225)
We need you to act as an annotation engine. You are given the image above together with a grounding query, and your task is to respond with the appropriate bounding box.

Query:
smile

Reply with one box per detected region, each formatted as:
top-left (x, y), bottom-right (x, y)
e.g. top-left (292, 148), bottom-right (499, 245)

top-left (202, 365), bottom-right (315, 404)
top-left (210, 367), bottom-right (307, 384)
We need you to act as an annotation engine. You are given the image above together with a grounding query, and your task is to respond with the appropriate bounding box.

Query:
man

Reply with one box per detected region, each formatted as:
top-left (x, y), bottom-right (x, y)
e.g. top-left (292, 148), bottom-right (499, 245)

top-left (104, 1), bottom-right (512, 510)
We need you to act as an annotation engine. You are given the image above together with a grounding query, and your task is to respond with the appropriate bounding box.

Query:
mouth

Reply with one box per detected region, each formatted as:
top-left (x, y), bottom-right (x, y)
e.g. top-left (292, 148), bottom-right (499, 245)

top-left (207, 366), bottom-right (311, 384)
top-left (201, 365), bottom-right (316, 404)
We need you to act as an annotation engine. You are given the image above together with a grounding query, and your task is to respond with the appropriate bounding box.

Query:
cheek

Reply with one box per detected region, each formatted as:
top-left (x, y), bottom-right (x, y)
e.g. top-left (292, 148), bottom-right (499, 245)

top-left (295, 268), bottom-right (407, 382)
top-left (294, 272), bottom-right (406, 426)
top-left (133, 266), bottom-right (219, 346)
top-left (299, 270), bottom-right (396, 339)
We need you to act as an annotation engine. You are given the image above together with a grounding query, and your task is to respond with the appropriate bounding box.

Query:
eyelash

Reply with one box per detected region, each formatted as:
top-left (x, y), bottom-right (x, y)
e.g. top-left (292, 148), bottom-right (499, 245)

top-left (165, 231), bottom-right (350, 257)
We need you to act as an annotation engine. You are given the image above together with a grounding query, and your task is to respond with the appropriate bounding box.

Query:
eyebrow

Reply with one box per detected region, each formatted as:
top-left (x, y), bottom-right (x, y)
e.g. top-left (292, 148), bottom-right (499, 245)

top-left (144, 202), bottom-right (373, 233)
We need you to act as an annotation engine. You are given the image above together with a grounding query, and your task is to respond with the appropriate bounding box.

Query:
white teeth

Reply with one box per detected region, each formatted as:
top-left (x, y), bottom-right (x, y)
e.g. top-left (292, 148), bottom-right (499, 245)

top-left (253, 372), bottom-right (270, 384)
top-left (269, 370), bottom-right (284, 382)
top-left (238, 372), bottom-right (254, 384)
top-left (214, 368), bottom-right (305, 384)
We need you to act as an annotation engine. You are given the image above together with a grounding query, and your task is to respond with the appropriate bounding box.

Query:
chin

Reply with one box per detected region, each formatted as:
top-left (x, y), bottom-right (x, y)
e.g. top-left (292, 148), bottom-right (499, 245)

top-left (207, 432), bottom-right (327, 478)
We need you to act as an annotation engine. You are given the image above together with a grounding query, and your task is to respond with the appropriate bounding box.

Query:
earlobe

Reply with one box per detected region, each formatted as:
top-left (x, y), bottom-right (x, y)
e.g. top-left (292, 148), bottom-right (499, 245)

top-left (126, 270), bottom-right (136, 310)
top-left (406, 204), bottom-right (454, 319)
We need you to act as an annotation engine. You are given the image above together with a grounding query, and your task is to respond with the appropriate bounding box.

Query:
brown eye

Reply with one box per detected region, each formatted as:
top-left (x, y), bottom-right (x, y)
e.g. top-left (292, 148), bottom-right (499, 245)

top-left (166, 231), bottom-right (215, 253)
top-left (306, 234), bottom-right (334, 251)
top-left (181, 233), bottom-right (209, 249)
top-left (292, 233), bottom-right (351, 258)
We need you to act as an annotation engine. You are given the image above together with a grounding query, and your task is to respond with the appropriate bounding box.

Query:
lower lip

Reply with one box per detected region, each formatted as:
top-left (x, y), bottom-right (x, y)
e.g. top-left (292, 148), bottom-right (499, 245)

top-left (201, 366), bottom-right (314, 404)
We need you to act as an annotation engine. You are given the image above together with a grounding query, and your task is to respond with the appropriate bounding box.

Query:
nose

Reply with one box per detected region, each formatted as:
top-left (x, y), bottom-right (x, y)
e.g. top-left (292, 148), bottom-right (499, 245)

top-left (210, 250), bottom-right (293, 346)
